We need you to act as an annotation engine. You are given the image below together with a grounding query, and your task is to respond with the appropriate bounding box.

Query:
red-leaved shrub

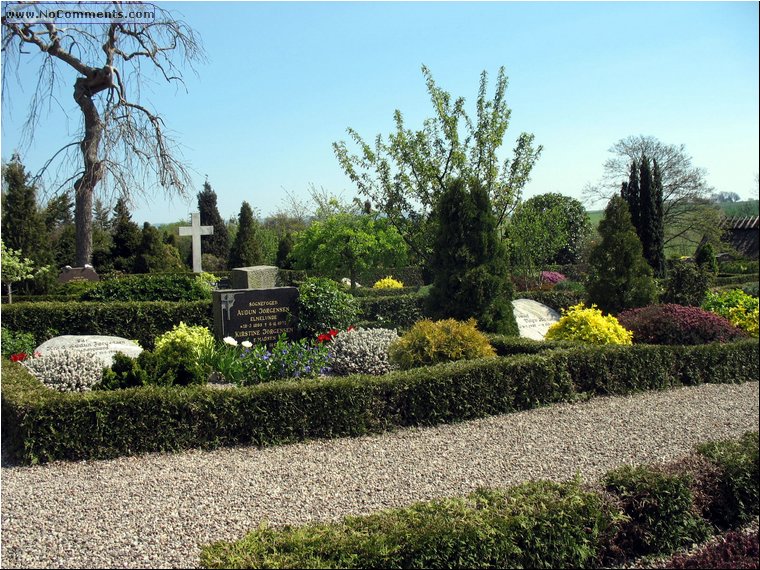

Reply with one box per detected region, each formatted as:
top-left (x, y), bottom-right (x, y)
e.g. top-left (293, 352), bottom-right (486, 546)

top-left (617, 304), bottom-right (747, 345)
top-left (666, 528), bottom-right (759, 569)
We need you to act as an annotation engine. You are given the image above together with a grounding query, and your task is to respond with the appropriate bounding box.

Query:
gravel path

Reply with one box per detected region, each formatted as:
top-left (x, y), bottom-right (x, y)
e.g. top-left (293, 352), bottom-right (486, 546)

top-left (2, 381), bottom-right (758, 569)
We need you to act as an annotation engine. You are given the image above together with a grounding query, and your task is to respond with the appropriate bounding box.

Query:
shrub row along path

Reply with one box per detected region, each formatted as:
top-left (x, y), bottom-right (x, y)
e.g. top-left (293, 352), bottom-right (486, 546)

top-left (2, 381), bottom-right (758, 569)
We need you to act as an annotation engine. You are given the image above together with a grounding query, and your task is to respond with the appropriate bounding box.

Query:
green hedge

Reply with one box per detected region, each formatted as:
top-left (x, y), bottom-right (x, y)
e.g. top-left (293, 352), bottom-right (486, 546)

top-left (355, 294), bottom-right (425, 330)
top-left (0, 300), bottom-right (213, 348)
top-left (2, 339), bottom-right (757, 466)
top-left (200, 432), bottom-right (759, 569)
top-left (716, 274), bottom-right (760, 286)
top-left (348, 286), bottom-right (420, 297)
top-left (719, 260), bottom-right (759, 274)
top-left (516, 289), bottom-right (585, 312)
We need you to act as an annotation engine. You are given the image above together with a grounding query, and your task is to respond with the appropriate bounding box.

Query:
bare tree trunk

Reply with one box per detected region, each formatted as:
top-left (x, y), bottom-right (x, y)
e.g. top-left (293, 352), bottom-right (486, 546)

top-left (72, 72), bottom-right (109, 266)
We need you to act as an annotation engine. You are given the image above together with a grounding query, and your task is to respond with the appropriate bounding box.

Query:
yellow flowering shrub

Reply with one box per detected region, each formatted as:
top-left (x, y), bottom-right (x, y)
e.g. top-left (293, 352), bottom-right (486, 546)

top-left (373, 276), bottom-right (404, 289)
top-left (545, 303), bottom-right (633, 345)
top-left (154, 322), bottom-right (214, 358)
top-left (703, 290), bottom-right (759, 337)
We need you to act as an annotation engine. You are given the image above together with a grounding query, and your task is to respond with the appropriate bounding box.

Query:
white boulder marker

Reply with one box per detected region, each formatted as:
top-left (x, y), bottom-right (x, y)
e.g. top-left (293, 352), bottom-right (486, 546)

top-left (511, 298), bottom-right (561, 340)
top-left (179, 212), bottom-right (214, 273)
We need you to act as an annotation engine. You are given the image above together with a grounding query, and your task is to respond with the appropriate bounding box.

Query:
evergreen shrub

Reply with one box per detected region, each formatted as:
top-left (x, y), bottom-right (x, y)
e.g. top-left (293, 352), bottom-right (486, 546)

top-left (517, 289), bottom-right (585, 312)
top-left (389, 318), bottom-right (496, 370)
top-left (1, 327), bottom-right (36, 358)
top-left (372, 276), bottom-right (404, 289)
top-left (80, 273), bottom-right (215, 302)
top-left (617, 304), bottom-right (747, 345)
top-left (662, 260), bottom-right (711, 306)
top-left (297, 277), bottom-right (359, 338)
top-left (545, 303), bottom-right (633, 345)
top-left (703, 290), bottom-right (759, 337)
top-left (355, 294), bottom-right (424, 330)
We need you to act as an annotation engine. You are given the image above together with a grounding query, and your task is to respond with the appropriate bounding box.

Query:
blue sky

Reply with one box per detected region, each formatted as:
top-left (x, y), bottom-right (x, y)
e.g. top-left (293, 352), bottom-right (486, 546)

top-left (1, 1), bottom-right (758, 225)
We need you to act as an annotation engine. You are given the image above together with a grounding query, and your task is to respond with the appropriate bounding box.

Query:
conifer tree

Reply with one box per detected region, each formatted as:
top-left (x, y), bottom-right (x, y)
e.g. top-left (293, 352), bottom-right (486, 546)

top-left (197, 180), bottom-right (230, 266)
top-left (1, 155), bottom-right (50, 267)
top-left (134, 222), bottom-right (184, 273)
top-left (621, 159), bottom-right (640, 233)
top-left (229, 202), bottom-right (265, 268)
top-left (43, 191), bottom-right (76, 267)
top-left (110, 197), bottom-right (142, 272)
top-left (649, 159), bottom-right (666, 277)
top-left (587, 195), bottom-right (658, 314)
top-left (427, 178), bottom-right (517, 334)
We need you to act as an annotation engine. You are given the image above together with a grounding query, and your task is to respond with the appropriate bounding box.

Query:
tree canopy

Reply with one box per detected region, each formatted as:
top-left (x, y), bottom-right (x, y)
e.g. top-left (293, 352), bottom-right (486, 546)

top-left (334, 65), bottom-right (542, 262)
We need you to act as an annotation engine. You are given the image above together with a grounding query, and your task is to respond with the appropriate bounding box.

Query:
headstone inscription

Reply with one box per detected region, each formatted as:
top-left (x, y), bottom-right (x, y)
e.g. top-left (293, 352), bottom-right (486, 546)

top-left (213, 287), bottom-right (299, 345)
top-left (35, 335), bottom-right (143, 367)
top-left (58, 264), bottom-right (99, 283)
top-left (511, 298), bottom-right (561, 341)
top-left (178, 212), bottom-right (213, 273)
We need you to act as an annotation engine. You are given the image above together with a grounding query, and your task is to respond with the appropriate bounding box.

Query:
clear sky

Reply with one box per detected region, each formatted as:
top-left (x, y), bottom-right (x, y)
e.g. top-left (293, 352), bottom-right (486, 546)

top-left (1, 0), bottom-right (758, 226)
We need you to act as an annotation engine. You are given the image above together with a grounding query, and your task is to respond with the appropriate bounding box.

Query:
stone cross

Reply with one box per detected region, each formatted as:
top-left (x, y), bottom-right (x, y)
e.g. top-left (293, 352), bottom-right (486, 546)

top-left (179, 212), bottom-right (213, 273)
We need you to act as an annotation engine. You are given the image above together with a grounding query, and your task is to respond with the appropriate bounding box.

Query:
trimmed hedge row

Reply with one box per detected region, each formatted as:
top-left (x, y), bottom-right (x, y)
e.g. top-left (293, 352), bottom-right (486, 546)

top-left (716, 274), bottom-right (760, 286)
top-left (2, 339), bottom-right (757, 465)
top-left (354, 294), bottom-right (425, 330)
top-left (0, 301), bottom-right (213, 348)
top-left (516, 289), bottom-right (585, 312)
top-left (199, 432), bottom-right (759, 569)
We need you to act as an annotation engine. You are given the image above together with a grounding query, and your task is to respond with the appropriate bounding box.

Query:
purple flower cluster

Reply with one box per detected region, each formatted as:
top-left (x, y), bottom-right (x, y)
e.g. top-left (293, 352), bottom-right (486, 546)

top-left (541, 271), bottom-right (567, 285)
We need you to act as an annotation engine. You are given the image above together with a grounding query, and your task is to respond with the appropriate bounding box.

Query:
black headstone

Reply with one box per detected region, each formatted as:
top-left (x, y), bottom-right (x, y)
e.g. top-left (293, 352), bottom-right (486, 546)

top-left (213, 287), bottom-right (299, 345)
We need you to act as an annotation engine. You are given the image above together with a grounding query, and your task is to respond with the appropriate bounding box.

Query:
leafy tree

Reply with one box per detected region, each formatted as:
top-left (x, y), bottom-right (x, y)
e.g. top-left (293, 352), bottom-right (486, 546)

top-left (290, 213), bottom-right (408, 288)
top-left (109, 197), bottom-right (142, 272)
top-left (133, 223), bottom-right (184, 273)
top-left (3, 10), bottom-right (204, 265)
top-left (1, 240), bottom-right (49, 303)
top-left (1, 154), bottom-right (50, 268)
top-left (586, 195), bottom-right (658, 314)
top-left (586, 135), bottom-right (724, 251)
top-left (427, 178), bottom-right (517, 335)
top-left (197, 180), bottom-right (230, 266)
top-left (694, 242), bottom-right (718, 275)
top-left (229, 202), bottom-right (266, 268)
top-left (334, 65), bottom-right (542, 263)
top-left (508, 193), bottom-right (592, 285)
top-left (710, 191), bottom-right (742, 203)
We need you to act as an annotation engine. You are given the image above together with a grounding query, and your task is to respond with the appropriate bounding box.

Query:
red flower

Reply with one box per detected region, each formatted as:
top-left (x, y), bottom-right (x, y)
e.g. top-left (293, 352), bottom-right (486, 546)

top-left (329, 329), bottom-right (338, 337)
top-left (10, 353), bottom-right (27, 362)
top-left (347, 326), bottom-right (356, 332)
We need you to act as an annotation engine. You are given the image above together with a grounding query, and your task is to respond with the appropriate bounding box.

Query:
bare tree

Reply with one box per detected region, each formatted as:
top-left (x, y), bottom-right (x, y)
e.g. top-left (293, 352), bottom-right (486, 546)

top-left (2, 2), bottom-right (205, 265)
top-left (584, 135), bottom-right (724, 250)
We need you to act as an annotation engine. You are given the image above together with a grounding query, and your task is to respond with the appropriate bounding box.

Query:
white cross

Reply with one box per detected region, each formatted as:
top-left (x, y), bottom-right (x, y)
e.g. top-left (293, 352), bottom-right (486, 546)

top-left (179, 212), bottom-right (214, 273)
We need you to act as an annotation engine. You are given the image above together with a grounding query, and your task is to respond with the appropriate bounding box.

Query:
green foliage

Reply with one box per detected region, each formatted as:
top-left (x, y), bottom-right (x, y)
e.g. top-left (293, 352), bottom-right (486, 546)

top-left (703, 289), bottom-right (759, 337)
top-left (373, 276), bottom-right (404, 289)
top-left (694, 242), bottom-right (718, 274)
top-left (201, 479), bottom-right (617, 570)
top-left (109, 197), bottom-right (142, 272)
top-left (154, 322), bottom-right (214, 359)
top-left (0, 327), bottom-right (36, 357)
top-left (604, 465), bottom-right (711, 556)
top-left (428, 178), bottom-right (517, 334)
top-left (2, 341), bottom-right (756, 465)
top-left (0, 299), bottom-right (213, 349)
top-left (355, 293), bottom-right (424, 330)
top-left (662, 260), bottom-right (710, 306)
top-left (586, 195), bottom-right (659, 314)
top-left (198, 181), bottom-right (230, 265)
top-left (389, 318), bottom-right (496, 370)
top-left (333, 65), bottom-right (542, 263)
top-left (97, 352), bottom-right (151, 390)
top-left (290, 213), bottom-right (408, 288)
top-left (235, 334), bottom-right (331, 385)
top-left (133, 222), bottom-right (185, 273)
top-left (719, 260), bottom-right (759, 275)
top-left (517, 289), bottom-right (586, 313)
top-left (697, 432), bottom-right (759, 528)
top-left (296, 277), bottom-right (360, 338)
top-left (545, 303), bottom-right (633, 345)
top-left (229, 201), bottom-right (266, 268)
top-left (509, 193), bottom-right (592, 285)
top-left (0, 240), bottom-right (50, 303)
top-left (81, 274), bottom-right (214, 302)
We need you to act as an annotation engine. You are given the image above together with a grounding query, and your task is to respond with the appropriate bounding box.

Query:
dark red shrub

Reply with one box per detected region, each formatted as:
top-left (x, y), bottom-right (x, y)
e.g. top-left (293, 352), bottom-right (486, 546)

top-left (617, 304), bottom-right (747, 345)
top-left (666, 528), bottom-right (759, 569)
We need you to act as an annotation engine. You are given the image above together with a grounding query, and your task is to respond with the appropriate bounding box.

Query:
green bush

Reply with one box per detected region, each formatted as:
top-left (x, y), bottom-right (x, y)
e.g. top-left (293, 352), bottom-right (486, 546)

top-left (80, 273), bottom-right (215, 302)
top-left (296, 277), bottom-right (360, 338)
top-left (517, 289), bottom-right (585, 313)
top-left (0, 300), bottom-right (213, 349)
top-left (1, 327), bottom-right (36, 357)
top-left (662, 260), bottom-right (711, 306)
top-left (719, 260), bottom-right (759, 275)
top-left (716, 273), bottom-right (760, 286)
top-left (702, 289), bottom-right (759, 337)
top-left (201, 479), bottom-right (618, 570)
top-left (604, 465), bottom-right (711, 556)
top-left (389, 318), bottom-right (496, 370)
top-left (696, 431), bottom-right (759, 528)
top-left (355, 294), bottom-right (425, 330)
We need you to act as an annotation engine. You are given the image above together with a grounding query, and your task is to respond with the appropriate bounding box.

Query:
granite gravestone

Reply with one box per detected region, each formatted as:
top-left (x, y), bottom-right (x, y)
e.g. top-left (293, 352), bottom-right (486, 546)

top-left (511, 298), bottom-right (561, 340)
top-left (35, 335), bottom-right (142, 367)
top-left (58, 265), bottom-right (99, 283)
top-left (213, 287), bottom-right (299, 345)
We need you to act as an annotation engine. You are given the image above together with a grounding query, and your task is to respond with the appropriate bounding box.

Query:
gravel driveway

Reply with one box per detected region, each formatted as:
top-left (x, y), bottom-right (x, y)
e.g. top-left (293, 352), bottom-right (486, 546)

top-left (2, 381), bottom-right (758, 569)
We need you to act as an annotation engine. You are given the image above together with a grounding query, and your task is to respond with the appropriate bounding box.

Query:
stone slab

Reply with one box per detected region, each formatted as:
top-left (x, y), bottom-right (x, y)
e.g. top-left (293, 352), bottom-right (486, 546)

top-left (230, 266), bottom-right (278, 290)
top-left (35, 335), bottom-right (143, 368)
top-left (512, 298), bottom-right (561, 341)
top-left (213, 287), bottom-right (299, 345)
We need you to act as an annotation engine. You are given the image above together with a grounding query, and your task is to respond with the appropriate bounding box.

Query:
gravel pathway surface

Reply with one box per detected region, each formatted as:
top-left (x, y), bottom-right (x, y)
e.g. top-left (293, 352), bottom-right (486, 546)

top-left (2, 381), bottom-right (758, 569)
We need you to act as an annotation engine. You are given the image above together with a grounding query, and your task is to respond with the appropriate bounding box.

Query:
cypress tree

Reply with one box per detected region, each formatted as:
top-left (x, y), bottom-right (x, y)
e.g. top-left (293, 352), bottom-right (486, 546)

top-left (110, 197), bottom-right (142, 272)
top-left (587, 195), bottom-right (658, 314)
top-left (134, 222), bottom-right (184, 273)
top-left (650, 158), bottom-right (666, 277)
top-left (229, 201), bottom-right (265, 268)
top-left (44, 191), bottom-right (76, 267)
top-left (638, 155), bottom-right (654, 266)
top-left (1, 155), bottom-right (50, 267)
top-left (622, 159), bottom-right (640, 235)
top-left (427, 178), bottom-right (518, 335)
top-left (197, 181), bottom-right (230, 266)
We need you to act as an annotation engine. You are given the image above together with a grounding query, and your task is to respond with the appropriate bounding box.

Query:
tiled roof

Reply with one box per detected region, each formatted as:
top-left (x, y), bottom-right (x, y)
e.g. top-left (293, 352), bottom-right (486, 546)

top-left (721, 216), bottom-right (759, 230)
